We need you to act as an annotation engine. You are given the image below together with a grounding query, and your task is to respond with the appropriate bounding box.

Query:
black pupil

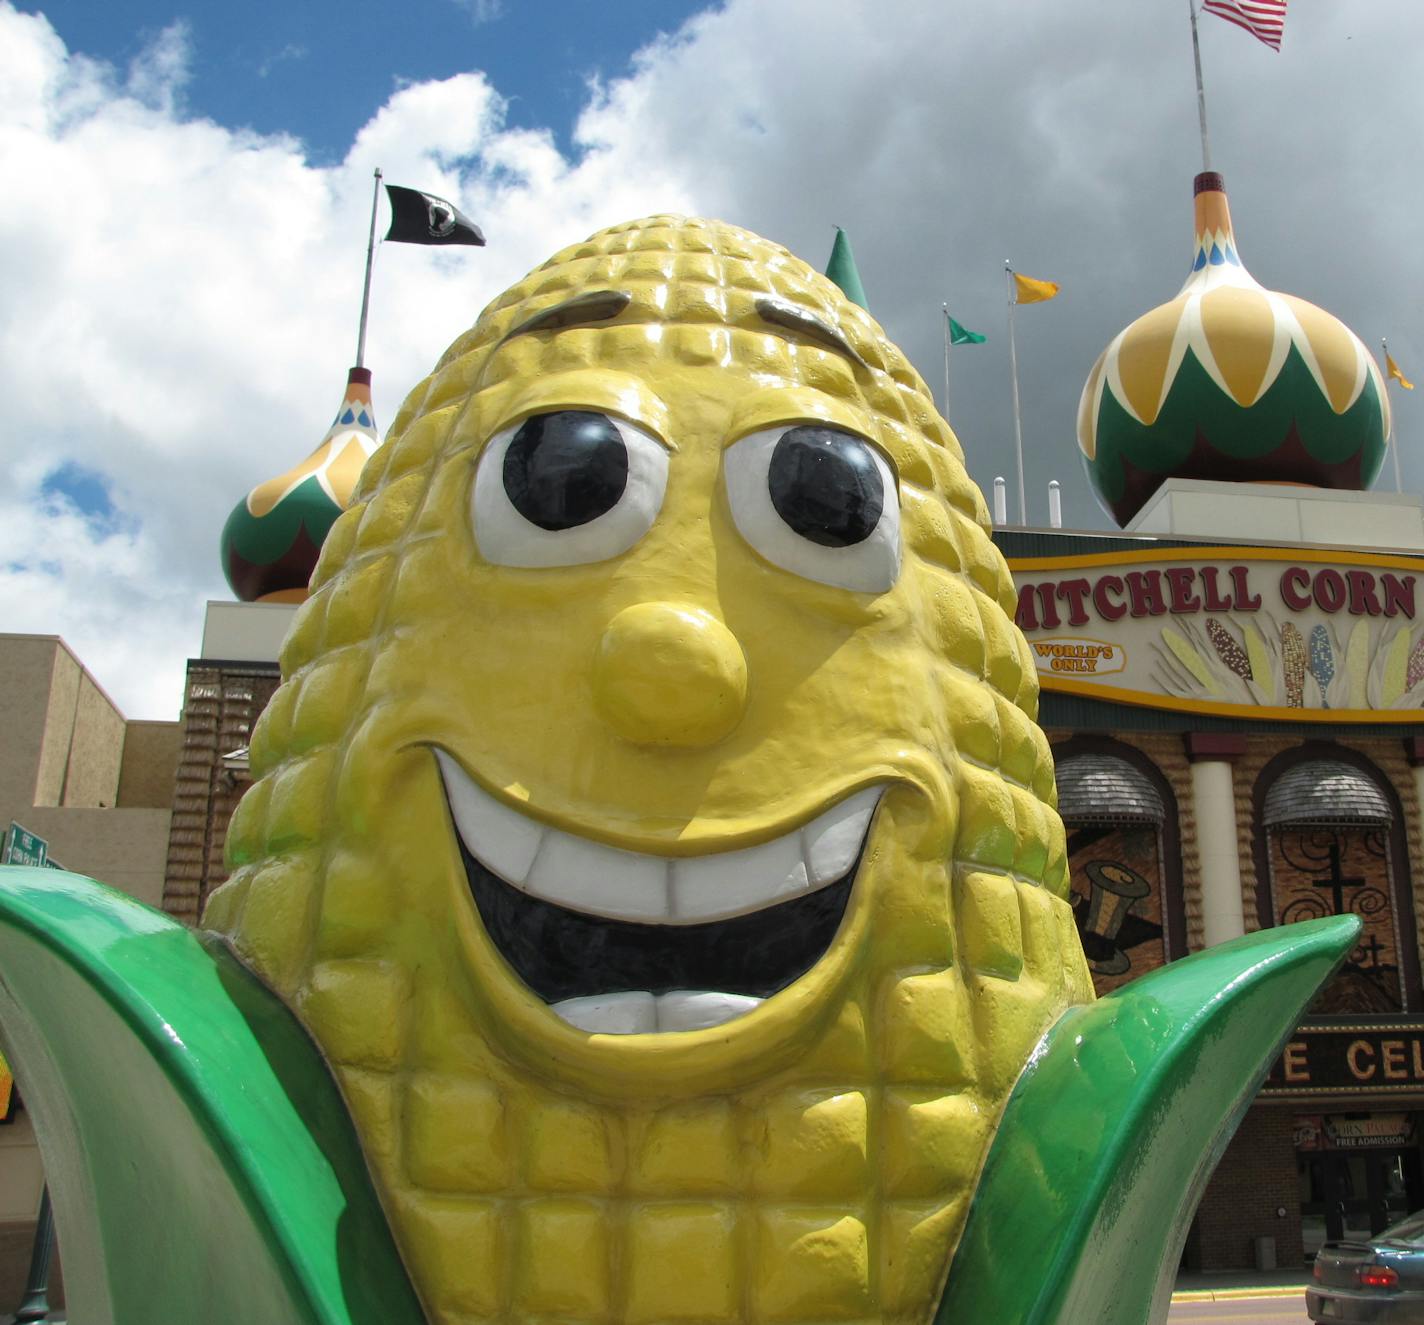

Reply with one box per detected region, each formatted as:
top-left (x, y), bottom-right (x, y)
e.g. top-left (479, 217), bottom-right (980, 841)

top-left (767, 426), bottom-right (884, 547)
top-left (503, 410), bottom-right (629, 531)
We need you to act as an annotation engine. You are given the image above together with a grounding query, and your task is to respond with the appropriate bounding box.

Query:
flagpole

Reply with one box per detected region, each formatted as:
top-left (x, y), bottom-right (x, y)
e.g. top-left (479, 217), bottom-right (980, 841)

top-left (941, 303), bottom-right (951, 418)
top-left (1384, 337), bottom-right (1404, 494)
top-left (1006, 262), bottom-right (1027, 526)
top-left (1188, 0), bottom-right (1213, 172)
top-left (354, 167), bottom-right (383, 370)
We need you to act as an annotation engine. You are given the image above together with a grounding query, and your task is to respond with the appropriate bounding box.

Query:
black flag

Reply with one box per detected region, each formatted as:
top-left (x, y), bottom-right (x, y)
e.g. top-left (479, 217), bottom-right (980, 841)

top-left (384, 185), bottom-right (485, 247)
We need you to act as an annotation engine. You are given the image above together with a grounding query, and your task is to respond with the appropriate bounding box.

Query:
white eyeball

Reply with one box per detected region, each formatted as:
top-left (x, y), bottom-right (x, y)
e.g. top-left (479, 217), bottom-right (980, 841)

top-left (471, 410), bottom-right (669, 568)
top-left (723, 424), bottom-right (900, 592)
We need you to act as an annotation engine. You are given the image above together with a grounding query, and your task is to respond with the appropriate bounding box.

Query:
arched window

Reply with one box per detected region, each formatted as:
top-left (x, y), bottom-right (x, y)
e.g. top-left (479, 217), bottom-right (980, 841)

top-left (1256, 753), bottom-right (1418, 1014)
top-left (1054, 743), bottom-right (1186, 996)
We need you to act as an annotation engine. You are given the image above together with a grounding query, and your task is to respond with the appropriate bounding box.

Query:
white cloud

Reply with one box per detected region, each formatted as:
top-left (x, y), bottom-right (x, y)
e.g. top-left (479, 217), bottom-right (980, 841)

top-left (256, 44), bottom-right (308, 80)
top-left (0, 0), bottom-right (1419, 718)
top-left (124, 20), bottom-right (191, 114)
top-left (451, 0), bottom-right (505, 26)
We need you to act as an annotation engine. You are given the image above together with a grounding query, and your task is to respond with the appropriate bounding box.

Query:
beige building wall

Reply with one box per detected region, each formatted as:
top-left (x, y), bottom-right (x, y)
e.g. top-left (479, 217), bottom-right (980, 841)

top-left (117, 721), bottom-right (181, 809)
top-left (31, 643), bottom-right (79, 807)
top-left (61, 672), bottom-right (126, 809)
top-left (18, 807), bottom-right (174, 908)
top-left (0, 637), bottom-right (61, 812)
top-left (0, 637), bottom-right (176, 891)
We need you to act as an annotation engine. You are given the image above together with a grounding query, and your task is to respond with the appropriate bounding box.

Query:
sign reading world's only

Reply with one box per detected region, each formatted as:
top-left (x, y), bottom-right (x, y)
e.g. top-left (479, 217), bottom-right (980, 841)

top-left (1008, 547), bottom-right (1424, 722)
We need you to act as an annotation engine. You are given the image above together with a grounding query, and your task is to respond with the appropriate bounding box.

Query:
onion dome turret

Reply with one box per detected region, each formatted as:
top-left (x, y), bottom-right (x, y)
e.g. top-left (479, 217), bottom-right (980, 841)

top-left (220, 368), bottom-right (380, 602)
top-left (1077, 172), bottom-right (1389, 527)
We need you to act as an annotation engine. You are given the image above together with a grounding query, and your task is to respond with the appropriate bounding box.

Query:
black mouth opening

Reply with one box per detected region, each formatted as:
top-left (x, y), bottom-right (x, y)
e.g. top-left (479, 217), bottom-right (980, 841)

top-left (457, 836), bottom-right (861, 1004)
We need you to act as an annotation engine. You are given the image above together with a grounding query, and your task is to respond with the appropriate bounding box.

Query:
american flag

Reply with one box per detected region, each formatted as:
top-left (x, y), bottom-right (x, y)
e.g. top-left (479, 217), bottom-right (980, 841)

top-left (1202, 0), bottom-right (1287, 51)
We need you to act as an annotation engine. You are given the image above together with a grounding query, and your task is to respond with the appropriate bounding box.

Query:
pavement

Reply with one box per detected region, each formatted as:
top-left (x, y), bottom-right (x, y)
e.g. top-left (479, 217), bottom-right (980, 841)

top-left (1174, 1266), bottom-right (1314, 1301)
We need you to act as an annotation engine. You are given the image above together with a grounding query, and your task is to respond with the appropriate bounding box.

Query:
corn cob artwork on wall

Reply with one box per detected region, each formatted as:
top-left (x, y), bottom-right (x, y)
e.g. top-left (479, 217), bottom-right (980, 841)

top-left (202, 214), bottom-right (1098, 1325)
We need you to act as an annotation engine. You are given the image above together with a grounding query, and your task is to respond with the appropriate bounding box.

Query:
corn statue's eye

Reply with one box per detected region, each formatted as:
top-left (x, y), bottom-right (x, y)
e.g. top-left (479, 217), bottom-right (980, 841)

top-left (724, 425), bottom-right (901, 592)
top-left (472, 410), bottom-right (669, 567)
top-left (504, 411), bottom-right (629, 530)
top-left (767, 426), bottom-right (885, 547)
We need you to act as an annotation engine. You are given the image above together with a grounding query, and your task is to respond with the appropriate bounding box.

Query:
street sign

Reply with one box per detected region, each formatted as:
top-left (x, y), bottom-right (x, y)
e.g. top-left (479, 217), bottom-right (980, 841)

top-left (3, 822), bottom-right (47, 868)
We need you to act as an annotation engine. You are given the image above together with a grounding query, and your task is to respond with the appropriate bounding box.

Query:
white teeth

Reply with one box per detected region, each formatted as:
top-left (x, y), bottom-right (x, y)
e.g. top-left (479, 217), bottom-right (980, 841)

top-left (526, 833), bottom-right (669, 921)
top-left (436, 750), bottom-right (544, 884)
top-left (803, 786), bottom-right (880, 885)
top-left (669, 832), bottom-right (806, 921)
top-left (551, 990), bottom-right (764, 1034)
top-left (435, 750), bottom-right (880, 926)
top-left (551, 992), bottom-right (658, 1034)
top-left (655, 990), bottom-right (763, 1032)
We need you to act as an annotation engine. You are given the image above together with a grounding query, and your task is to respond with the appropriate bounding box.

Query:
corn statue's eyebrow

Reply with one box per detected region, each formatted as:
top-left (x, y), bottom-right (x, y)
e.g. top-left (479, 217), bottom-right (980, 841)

top-left (499, 290), bottom-right (633, 345)
top-left (754, 296), bottom-right (868, 370)
top-left (495, 288), bottom-right (867, 371)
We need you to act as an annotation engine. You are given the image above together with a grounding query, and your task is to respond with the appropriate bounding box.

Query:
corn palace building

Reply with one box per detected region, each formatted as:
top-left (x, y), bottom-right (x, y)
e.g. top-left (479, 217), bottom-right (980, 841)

top-left (991, 172), bottom-right (1424, 1270)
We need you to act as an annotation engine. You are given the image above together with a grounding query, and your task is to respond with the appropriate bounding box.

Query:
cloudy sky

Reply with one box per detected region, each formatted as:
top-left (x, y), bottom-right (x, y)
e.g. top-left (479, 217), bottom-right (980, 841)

top-left (2, 0), bottom-right (1419, 718)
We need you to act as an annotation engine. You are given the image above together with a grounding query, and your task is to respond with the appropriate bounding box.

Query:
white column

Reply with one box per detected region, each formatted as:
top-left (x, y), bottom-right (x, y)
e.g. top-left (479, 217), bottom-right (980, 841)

top-left (1191, 756), bottom-right (1245, 946)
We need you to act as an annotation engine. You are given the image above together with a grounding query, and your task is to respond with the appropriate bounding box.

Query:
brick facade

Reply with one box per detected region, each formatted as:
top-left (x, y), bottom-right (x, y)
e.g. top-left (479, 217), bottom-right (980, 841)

top-left (160, 661), bottom-right (279, 924)
top-left (1189, 1106), bottom-right (1303, 1272)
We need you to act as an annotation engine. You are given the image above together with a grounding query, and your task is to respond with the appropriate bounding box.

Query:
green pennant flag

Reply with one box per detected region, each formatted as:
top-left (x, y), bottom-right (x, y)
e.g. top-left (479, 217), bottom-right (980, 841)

top-left (824, 227), bottom-right (869, 310)
top-left (947, 312), bottom-right (987, 346)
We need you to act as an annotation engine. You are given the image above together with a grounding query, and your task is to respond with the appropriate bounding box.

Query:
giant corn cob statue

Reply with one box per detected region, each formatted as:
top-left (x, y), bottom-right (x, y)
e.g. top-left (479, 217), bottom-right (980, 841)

top-left (0, 216), bottom-right (1359, 1325)
top-left (208, 213), bottom-right (1093, 1324)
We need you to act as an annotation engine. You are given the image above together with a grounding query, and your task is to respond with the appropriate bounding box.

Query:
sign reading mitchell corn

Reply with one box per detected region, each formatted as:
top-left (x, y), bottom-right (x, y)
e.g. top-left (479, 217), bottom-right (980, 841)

top-left (1008, 546), bottom-right (1423, 721)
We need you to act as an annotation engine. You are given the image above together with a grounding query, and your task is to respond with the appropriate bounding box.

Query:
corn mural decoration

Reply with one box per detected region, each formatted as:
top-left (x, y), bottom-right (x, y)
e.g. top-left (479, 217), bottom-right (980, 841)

top-left (1155, 612), bottom-right (1424, 712)
top-left (202, 214), bottom-right (1092, 1325)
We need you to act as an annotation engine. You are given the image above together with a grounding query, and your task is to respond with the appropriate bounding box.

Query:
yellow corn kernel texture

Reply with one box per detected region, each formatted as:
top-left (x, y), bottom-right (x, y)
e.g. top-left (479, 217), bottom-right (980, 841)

top-left (207, 215), bottom-right (1094, 1325)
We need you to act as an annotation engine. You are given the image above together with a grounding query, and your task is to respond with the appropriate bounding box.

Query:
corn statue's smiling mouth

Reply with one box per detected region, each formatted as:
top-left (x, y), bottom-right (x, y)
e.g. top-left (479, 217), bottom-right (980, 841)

top-left (434, 751), bottom-right (878, 1035)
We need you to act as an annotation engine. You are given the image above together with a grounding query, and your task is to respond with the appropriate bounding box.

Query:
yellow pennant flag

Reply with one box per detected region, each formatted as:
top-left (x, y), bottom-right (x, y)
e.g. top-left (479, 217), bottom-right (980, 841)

top-left (1387, 352), bottom-right (1414, 390)
top-left (1013, 272), bottom-right (1060, 304)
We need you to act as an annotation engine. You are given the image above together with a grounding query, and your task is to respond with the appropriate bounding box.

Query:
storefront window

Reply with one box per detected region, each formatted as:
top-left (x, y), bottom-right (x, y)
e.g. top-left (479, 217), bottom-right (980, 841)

top-left (1056, 751), bottom-right (1177, 996)
top-left (1262, 759), bottom-right (1404, 1014)
top-left (1296, 1113), bottom-right (1423, 1251)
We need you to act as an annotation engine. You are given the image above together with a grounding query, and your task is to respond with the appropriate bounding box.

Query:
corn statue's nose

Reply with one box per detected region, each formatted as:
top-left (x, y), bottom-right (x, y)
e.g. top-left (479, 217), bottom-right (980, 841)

top-left (0, 213), bottom-right (1359, 1325)
top-left (592, 602), bottom-right (749, 748)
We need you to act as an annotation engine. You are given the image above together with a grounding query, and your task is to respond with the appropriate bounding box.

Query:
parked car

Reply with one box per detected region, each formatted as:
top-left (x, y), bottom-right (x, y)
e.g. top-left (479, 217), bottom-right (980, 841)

top-left (1308, 1209), bottom-right (1424, 1322)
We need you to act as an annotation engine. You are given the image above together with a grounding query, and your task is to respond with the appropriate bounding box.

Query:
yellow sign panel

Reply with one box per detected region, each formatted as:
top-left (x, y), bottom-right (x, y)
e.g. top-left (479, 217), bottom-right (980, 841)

top-left (1009, 545), bottom-right (1424, 722)
top-left (0, 1049), bottom-right (13, 1122)
top-left (1028, 636), bottom-right (1128, 677)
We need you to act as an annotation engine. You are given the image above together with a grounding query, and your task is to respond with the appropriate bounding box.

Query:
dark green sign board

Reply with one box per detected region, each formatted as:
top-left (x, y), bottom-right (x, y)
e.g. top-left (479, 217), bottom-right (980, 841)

top-left (3, 823), bottom-right (47, 869)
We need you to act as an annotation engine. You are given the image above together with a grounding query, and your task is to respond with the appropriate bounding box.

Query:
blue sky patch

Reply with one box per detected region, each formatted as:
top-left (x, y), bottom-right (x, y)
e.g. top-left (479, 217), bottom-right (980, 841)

top-left (34, 1), bottom-right (714, 161)
top-left (39, 462), bottom-right (127, 535)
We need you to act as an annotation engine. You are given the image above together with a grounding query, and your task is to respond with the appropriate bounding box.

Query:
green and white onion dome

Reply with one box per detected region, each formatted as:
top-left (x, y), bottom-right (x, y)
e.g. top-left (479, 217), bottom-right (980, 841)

top-left (220, 368), bottom-right (380, 602)
top-left (1077, 172), bottom-right (1389, 528)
